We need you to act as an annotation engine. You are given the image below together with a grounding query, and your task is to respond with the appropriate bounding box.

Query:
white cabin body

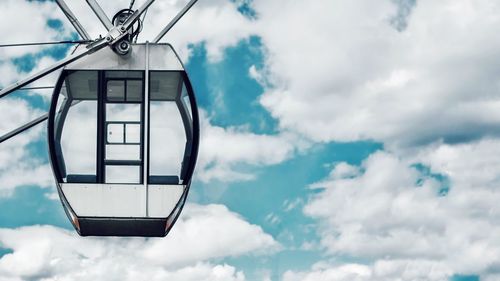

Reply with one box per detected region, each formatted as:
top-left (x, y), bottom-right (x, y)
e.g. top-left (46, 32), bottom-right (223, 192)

top-left (48, 43), bottom-right (199, 237)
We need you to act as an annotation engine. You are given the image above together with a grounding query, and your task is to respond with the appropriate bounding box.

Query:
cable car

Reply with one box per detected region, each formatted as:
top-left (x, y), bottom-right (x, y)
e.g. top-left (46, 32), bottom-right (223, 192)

top-left (0, 0), bottom-right (201, 237)
top-left (46, 43), bottom-right (199, 237)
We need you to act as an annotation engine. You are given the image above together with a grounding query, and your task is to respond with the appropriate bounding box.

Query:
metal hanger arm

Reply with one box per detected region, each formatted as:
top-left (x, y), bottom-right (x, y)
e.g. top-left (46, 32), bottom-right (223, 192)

top-left (0, 0), bottom-right (163, 143)
top-left (0, 113), bottom-right (48, 143)
top-left (0, 40), bottom-right (91, 48)
top-left (153, 0), bottom-right (198, 43)
top-left (86, 0), bottom-right (114, 31)
top-left (56, 0), bottom-right (91, 40)
top-left (0, 100), bottom-right (80, 144)
top-left (0, 39), bottom-right (108, 100)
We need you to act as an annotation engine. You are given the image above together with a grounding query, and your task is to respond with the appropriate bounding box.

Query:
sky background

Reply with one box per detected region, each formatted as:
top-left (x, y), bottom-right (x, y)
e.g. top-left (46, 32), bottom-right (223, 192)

top-left (0, 0), bottom-right (499, 280)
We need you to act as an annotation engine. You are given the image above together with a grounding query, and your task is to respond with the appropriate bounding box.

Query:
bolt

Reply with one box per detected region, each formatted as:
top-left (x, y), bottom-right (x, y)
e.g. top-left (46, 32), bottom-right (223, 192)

top-left (120, 41), bottom-right (129, 50)
top-left (106, 36), bottom-right (112, 42)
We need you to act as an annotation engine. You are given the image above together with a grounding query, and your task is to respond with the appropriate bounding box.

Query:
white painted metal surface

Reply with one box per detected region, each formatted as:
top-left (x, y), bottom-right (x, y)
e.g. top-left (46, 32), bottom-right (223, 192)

top-left (66, 44), bottom-right (184, 71)
top-left (144, 42), bottom-right (150, 216)
top-left (61, 183), bottom-right (184, 218)
top-left (148, 185), bottom-right (184, 217)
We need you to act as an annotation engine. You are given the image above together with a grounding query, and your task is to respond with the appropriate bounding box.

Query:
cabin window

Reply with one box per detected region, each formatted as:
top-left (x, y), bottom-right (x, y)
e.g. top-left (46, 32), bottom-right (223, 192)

top-left (148, 71), bottom-right (190, 184)
top-left (54, 69), bottom-right (195, 185)
top-left (103, 71), bottom-right (144, 184)
top-left (107, 80), bottom-right (124, 101)
top-left (59, 71), bottom-right (99, 182)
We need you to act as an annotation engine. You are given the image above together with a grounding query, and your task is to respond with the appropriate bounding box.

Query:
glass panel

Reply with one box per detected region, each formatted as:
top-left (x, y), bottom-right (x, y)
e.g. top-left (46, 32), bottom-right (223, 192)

top-left (126, 80), bottom-right (143, 102)
top-left (55, 88), bottom-right (66, 114)
top-left (106, 145), bottom-right (140, 161)
top-left (106, 104), bottom-right (141, 122)
top-left (126, 123), bottom-right (141, 143)
top-left (150, 72), bottom-right (182, 101)
top-left (107, 80), bottom-right (124, 102)
top-left (107, 123), bottom-right (124, 144)
top-left (61, 101), bottom-right (97, 176)
top-left (182, 89), bottom-right (192, 120)
top-left (66, 71), bottom-right (98, 100)
top-left (149, 101), bottom-right (186, 178)
top-left (105, 71), bottom-right (143, 79)
top-left (105, 165), bottom-right (140, 184)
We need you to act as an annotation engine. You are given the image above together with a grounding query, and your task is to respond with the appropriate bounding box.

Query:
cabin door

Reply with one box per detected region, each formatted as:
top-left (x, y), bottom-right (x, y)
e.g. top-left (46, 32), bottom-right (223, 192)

top-left (100, 71), bottom-right (144, 184)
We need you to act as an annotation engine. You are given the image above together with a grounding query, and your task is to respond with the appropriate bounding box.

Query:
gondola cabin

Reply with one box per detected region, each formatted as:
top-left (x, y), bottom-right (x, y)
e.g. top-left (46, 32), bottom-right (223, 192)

top-left (47, 43), bottom-right (199, 237)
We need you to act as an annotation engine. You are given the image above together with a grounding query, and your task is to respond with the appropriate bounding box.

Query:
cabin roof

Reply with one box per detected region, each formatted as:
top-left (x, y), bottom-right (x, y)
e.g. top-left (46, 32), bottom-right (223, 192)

top-left (66, 43), bottom-right (184, 71)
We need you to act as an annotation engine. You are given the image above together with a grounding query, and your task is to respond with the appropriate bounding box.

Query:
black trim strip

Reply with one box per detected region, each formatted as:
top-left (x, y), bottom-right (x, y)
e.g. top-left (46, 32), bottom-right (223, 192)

top-left (78, 217), bottom-right (167, 237)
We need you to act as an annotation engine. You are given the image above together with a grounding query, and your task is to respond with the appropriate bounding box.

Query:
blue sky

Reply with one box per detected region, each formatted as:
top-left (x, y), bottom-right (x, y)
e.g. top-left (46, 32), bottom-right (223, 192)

top-left (1, 0), bottom-right (500, 280)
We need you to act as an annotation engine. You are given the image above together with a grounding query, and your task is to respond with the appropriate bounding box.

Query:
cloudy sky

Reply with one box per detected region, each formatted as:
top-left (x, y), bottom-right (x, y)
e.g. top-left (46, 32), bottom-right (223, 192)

top-left (0, 0), bottom-right (499, 280)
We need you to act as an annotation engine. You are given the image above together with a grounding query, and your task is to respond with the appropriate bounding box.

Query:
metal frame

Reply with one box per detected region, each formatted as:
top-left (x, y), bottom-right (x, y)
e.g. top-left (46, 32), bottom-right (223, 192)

top-left (0, 97), bottom-right (78, 144)
top-left (105, 78), bottom-right (144, 103)
top-left (0, 114), bottom-right (48, 143)
top-left (56, 0), bottom-right (91, 40)
top-left (153, 0), bottom-right (198, 43)
top-left (86, 0), bottom-right (114, 31)
top-left (0, 39), bottom-right (108, 99)
top-left (96, 71), bottom-right (105, 183)
top-left (123, 0), bottom-right (157, 29)
top-left (144, 42), bottom-right (150, 215)
top-left (101, 70), bottom-right (146, 185)
top-left (105, 121), bottom-right (141, 145)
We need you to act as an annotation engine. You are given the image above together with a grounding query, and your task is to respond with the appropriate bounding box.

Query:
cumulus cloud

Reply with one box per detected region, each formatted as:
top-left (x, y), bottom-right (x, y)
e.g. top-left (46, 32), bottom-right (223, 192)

top-left (0, 0), bottom-right (82, 196)
top-left (302, 139), bottom-right (500, 278)
top-left (197, 111), bottom-right (297, 182)
top-left (0, 0), bottom-right (72, 95)
top-left (0, 204), bottom-right (278, 281)
top-left (0, 99), bottom-right (52, 196)
top-left (251, 0), bottom-right (500, 148)
top-left (283, 259), bottom-right (451, 281)
top-left (0, 0), bottom-right (73, 58)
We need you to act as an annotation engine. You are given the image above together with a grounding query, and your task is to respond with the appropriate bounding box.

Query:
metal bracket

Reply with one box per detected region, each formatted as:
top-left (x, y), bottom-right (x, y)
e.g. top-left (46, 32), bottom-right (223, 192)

top-left (0, 0), bottom-right (194, 143)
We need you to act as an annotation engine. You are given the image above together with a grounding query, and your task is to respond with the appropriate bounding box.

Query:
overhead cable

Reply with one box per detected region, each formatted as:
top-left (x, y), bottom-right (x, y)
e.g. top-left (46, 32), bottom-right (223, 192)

top-left (0, 40), bottom-right (92, 48)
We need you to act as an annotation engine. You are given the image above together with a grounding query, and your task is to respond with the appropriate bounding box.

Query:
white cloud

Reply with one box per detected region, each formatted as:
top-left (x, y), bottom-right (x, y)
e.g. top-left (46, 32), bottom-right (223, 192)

top-left (250, 0), bottom-right (500, 149)
top-left (283, 259), bottom-right (451, 281)
top-left (415, 139), bottom-right (500, 192)
top-left (197, 111), bottom-right (298, 183)
top-left (0, 0), bottom-right (73, 59)
top-left (243, 1), bottom-right (500, 278)
top-left (0, 99), bottom-right (52, 196)
top-left (145, 0), bottom-right (256, 62)
top-left (140, 204), bottom-right (279, 267)
top-left (0, 0), bottom-right (78, 197)
top-left (0, 203), bottom-right (277, 281)
top-left (283, 264), bottom-right (372, 281)
top-left (0, 0), bottom-right (72, 96)
top-left (302, 139), bottom-right (500, 278)
top-left (305, 152), bottom-right (446, 260)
